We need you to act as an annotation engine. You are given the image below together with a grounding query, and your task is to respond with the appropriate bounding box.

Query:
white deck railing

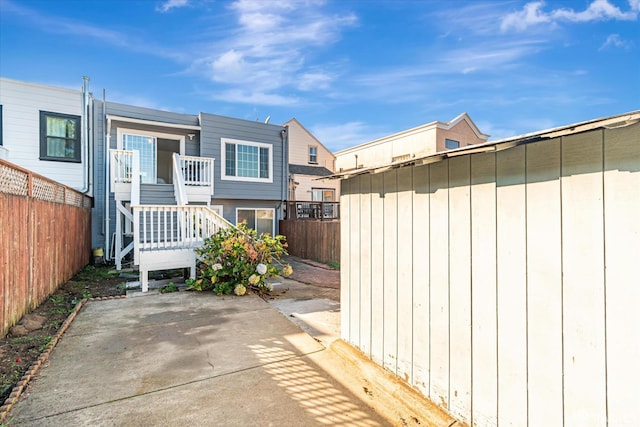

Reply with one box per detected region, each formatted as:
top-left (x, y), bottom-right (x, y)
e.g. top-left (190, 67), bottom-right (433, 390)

top-left (133, 205), bottom-right (232, 260)
top-left (179, 155), bottom-right (214, 189)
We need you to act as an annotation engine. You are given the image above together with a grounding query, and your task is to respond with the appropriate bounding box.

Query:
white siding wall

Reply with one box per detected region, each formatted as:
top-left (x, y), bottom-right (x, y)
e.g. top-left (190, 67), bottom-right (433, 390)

top-left (340, 123), bottom-right (640, 426)
top-left (0, 78), bottom-right (85, 189)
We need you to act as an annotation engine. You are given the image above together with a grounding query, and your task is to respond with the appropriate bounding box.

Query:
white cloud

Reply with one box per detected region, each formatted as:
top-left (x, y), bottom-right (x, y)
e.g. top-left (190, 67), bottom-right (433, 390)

top-left (191, 0), bottom-right (357, 105)
top-left (600, 33), bottom-right (633, 49)
top-left (310, 121), bottom-right (387, 152)
top-left (156, 0), bottom-right (190, 13)
top-left (501, 0), bottom-right (639, 32)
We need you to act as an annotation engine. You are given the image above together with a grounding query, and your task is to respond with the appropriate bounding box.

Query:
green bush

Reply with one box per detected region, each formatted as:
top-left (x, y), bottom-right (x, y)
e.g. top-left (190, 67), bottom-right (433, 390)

top-left (187, 223), bottom-right (293, 295)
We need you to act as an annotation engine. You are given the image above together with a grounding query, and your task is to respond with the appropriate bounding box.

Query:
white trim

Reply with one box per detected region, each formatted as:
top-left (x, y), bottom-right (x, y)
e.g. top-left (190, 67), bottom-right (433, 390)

top-left (235, 207), bottom-right (275, 236)
top-left (106, 114), bottom-right (200, 131)
top-left (221, 138), bottom-right (273, 183)
top-left (116, 127), bottom-right (185, 154)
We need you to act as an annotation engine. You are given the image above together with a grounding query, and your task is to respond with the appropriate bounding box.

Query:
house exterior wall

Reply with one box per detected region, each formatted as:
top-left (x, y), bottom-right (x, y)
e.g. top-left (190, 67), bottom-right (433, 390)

top-left (340, 122), bottom-right (639, 426)
top-left (200, 112), bottom-right (287, 202)
top-left (0, 77), bottom-right (87, 189)
top-left (285, 119), bottom-right (340, 201)
top-left (335, 114), bottom-right (487, 172)
top-left (286, 119), bottom-right (335, 170)
top-left (91, 101), bottom-right (201, 251)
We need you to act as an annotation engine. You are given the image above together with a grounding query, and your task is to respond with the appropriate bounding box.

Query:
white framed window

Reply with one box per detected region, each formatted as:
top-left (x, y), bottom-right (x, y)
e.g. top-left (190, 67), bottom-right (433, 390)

top-left (236, 208), bottom-right (274, 236)
top-left (308, 145), bottom-right (318, 164)
top-left (445, 138), bottom-right (460, 149)
top-left (311, 188), bottom-right (335, 202)
top-left (221, 138), bottom-right (272, 183)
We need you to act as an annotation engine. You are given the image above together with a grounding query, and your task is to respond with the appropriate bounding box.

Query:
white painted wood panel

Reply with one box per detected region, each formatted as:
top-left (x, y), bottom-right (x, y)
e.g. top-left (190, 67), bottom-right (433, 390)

top-left (561, 131), bottom-right (607, 426)
top-left (349, 176), bottom-right (362, 346)
top-left (383, 170), bottom-right (398, 373)
top-left (396, 167), bottom-right (414, 382)
top-left (495, 146), bottom-right (527, 426)
top-left (603, 123), bottom-right (640, 426)
top-left (470, 152), bottom-right (497, 427)
top-left (525, 138), bottom-right (564, 426)
top-left (412, 164), bottom-right (430, 396)
top-left (370, 173), bottom-right (385, 366)
top-left (359, 175), bottom-right (372, 357)
top-left (340, 178), bottom-right (352, 343)
top-left (428, 160), bottom-right (450, 403)
top-left (447, 156), bottom-right (472, 421)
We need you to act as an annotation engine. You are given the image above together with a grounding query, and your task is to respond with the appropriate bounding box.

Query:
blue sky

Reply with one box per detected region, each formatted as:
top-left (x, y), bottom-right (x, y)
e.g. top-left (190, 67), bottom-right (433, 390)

top-left (1, 0), bottom-right (638, 151)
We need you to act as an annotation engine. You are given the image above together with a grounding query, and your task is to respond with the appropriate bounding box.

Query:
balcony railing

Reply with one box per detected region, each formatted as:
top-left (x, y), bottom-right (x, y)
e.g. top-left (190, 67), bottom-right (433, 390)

top-left (286, 201), bottom-right (340, 221)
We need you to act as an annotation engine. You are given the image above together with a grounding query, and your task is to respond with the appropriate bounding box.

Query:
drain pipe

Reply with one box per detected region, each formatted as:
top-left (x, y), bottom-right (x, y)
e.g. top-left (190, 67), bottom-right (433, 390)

top-left (276, 127), bottom-right (288, 230)
top-left (79, 76), bottom-right (92, 195)
top-left (104, 89), bottom-right (112, 261)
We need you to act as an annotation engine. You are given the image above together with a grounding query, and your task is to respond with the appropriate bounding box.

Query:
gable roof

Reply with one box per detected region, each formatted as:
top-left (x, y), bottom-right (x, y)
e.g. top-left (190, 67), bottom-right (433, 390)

top-left (328, 110), bottom-right (640, 180)
top-left (284, 118), bottom-right (336, 158)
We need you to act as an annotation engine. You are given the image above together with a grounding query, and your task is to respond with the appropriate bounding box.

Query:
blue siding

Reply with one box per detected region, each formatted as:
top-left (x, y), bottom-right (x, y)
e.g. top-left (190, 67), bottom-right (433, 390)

top-left (200, 112), bottom-right (287, 202)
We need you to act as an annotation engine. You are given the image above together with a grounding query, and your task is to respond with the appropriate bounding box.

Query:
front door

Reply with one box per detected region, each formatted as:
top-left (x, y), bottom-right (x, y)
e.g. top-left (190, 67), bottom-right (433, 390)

top-left (123, 133), bottom-right (157, 184)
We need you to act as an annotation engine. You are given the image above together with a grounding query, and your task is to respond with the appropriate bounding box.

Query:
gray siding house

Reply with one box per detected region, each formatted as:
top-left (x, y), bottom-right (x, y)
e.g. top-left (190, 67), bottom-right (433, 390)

top-left (0, 77), bottom-right (288, 290)
top-left (91, 100), bottom-right (288, 288)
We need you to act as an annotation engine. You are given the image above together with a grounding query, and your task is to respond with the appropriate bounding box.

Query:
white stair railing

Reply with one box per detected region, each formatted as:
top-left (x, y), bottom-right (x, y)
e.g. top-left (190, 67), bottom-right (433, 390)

top-left (172, 153), bottom-right (188, 206)
top-left (133, 205), bottom-right (232, 265)
top-left (132, 205), bottom-right (233, 292)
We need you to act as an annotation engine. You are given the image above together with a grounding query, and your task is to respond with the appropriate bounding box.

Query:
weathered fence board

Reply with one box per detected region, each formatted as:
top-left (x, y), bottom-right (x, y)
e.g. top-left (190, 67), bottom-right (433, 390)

top-left (278, 219), bottom-right (339, 266)
top-left (1, 160), bottom-right (91, 336)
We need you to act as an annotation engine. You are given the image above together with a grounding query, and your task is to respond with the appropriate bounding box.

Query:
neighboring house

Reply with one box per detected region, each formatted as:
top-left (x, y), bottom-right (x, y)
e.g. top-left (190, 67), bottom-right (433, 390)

top-left (0, 77), bottom-right (92, 192)
top-left (334, 112), bottom-right (488, 172)
top-left (335, 111), bottom-right (640, 426)
top-left (284, 118), bottom-right (339, 203)
top-left (1, 77), bottom-right (288, 291)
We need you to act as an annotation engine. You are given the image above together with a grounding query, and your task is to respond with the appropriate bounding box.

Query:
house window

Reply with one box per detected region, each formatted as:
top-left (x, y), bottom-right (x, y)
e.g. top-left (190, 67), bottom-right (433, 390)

top-left (222, 138), bottom-right (272, 183)
top-left (445, 138), bottom-right (460, 149)
top-left (39, 111), bottom-right (81, 162)
top-left (236, 208), bottom-right (274, 235)
top-left (309, 146), bottom-right (318, 164)
top-left (311, 188), bottom-right (335, 202)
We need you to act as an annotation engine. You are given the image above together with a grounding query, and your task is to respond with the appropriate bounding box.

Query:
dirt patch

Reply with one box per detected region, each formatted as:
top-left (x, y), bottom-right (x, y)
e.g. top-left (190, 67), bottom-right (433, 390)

top-left (0, 265), bottom-right (126, 403)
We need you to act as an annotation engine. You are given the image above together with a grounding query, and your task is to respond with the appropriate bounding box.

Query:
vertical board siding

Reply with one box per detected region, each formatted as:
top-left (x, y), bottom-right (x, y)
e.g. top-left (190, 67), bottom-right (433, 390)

top-left (448, 156), bottom-right (472, 421)
top-left (370, 174), bottom-right (385, 366)
top-left (412, 164), bottom-right (430, 396)
top-left (1, 193), bottom-right (90, 337)
top-left (396, 167), bottom-right (414, 382)
top-left (603, 124), bottom-right (640, 426)
top-left (341, 122), bottom-right (639, 426)
top-left (428, 160), bottom-right (449, 403)
top-left (359, 175), bottom-right (373, 357)
top-left (349, 176), bottom-right (362, 346)
top-left (382, 170), bottom-right (398, 373)
top-left (470, 152), bottom-right (498, 427)
top-left (340, 178), bottom-right (351, 343)
top-left (278, 220), bottom-right (340, 265)
top-left (526, 138), bottom-right (564, 426)
top-left (496, 146), bottom-right (528, 426)
top-left (561, 131), bottom-right (607, 426)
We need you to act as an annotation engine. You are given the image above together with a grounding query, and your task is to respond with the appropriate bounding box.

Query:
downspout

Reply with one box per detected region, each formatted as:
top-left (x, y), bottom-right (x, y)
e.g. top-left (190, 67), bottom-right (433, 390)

top-left (104, 90), bottom-right (111, 261)
top-left (276, 127), bottom-right (288, 230)
top-left (79, 76), bottom-right (92, 194)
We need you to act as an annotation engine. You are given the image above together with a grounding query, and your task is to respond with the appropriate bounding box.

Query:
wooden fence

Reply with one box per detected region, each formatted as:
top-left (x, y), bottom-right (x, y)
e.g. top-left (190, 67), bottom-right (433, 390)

top-left (279, 220), bottom-right (340, 265)
top-left (0, 159), bottom-right (92, 337)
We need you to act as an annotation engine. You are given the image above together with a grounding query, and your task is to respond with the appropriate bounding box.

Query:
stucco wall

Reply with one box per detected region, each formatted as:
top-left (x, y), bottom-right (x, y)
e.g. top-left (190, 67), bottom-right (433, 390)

top-left (340, 122), bottom-right (639, 426)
